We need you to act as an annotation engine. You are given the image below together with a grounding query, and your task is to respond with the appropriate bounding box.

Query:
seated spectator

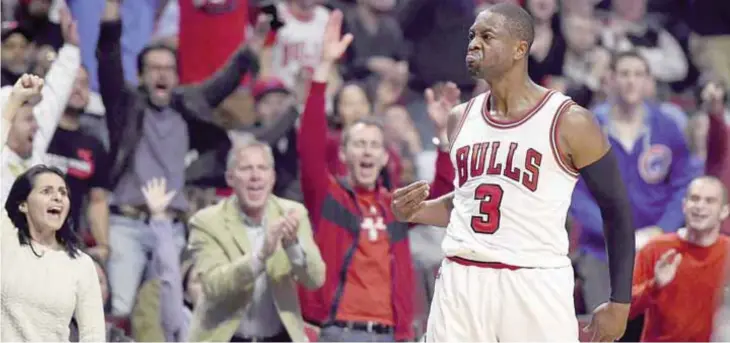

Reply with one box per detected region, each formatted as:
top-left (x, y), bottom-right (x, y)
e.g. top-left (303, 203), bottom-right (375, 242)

top-left (186, 139), bottom-right (325, 342)
top-left (630, 176), bottom-right (730, 342)
top-left (96, 0), bottom-right (269, 317)
top-left (0, 8), bottom-right (80, 204)
top-left (599, 0), bottom-right (688, 83)
top-left (571, 51), bottom-right (694, 313)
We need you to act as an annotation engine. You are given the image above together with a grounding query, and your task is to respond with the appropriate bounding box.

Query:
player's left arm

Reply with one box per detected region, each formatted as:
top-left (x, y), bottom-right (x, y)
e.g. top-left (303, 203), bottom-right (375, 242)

top-left (558, 104), bottom-right (635, 305)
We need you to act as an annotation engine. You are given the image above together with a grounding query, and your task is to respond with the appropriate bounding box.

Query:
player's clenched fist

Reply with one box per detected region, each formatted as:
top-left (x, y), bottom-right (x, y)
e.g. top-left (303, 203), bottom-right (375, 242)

top-left (391, 180), bottom-right (430, 222)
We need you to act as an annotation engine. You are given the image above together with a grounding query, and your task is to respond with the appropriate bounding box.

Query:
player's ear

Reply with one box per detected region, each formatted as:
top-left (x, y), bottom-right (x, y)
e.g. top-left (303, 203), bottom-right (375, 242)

top-left (514, 40), bottom-right (529, 61)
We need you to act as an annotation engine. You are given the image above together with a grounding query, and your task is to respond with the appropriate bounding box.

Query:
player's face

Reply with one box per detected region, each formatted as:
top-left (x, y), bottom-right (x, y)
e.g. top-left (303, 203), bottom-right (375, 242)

top-left (613, 56), bottom-right (649, 107)
top-left (226, 146), bottom-right (276, 213)
top-left (341, 123), bottom-right (389, 189)
top-left (466, 11), bottom-right (517, 80)
top-left (683, 178), bottom-right (729, 232)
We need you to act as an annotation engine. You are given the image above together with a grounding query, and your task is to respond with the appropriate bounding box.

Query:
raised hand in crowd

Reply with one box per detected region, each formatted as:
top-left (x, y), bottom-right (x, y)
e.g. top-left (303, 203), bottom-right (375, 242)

top-left (654, 249), bottom-right (683, 288)
top-left (59, 5), bottom-right (79, 47)
top-left (248, 13), bottom-right (273, 55)
top-left (702, 81), bottom-right (726, 115)
top-left (141, 178), bottom-right (177, 221)
top-left (321, 10), bottom-right (353, 67)
top-left (2, 74), bottom-right (44, 148)
top-left (425, 82), bottom-right (460, 147)
top-left (102, 0), bottom-right (121, 22)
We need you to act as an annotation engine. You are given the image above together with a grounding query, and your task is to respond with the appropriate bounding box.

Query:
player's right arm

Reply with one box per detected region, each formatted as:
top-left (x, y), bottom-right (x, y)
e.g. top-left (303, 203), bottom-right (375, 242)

top-left (558, 103), bottom-right (634, 341)
top-left (392, 102), bottom-right (467, 226)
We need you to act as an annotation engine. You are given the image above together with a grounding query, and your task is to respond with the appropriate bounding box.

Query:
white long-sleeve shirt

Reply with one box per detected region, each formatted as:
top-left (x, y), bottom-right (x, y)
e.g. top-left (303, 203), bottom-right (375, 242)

top-left (0, 43), bottom-right (81, 204)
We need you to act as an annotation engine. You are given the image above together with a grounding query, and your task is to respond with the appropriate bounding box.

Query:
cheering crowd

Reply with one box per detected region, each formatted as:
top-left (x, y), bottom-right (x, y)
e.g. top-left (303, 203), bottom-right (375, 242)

top-left (1, 0), bottom-right (730, 341)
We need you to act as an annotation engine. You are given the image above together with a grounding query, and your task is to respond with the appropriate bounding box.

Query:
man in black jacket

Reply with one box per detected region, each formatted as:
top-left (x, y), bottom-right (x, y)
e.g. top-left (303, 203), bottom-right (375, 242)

top-left (97, 0), bottom-right (269, 317)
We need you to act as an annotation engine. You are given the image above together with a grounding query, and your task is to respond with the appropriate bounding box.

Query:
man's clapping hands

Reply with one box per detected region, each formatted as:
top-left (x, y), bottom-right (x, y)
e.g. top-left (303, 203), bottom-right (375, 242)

top-left (257, 210), bottom-right (300, 262)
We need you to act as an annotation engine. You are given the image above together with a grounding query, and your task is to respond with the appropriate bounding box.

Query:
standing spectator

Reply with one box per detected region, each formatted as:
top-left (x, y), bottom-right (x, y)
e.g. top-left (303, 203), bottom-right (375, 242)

top-left (556, 14), bottom-right (611, 107)
top-left (599, 0), bottom-right (688, 83)
top-left (630, 176), bottom-right (730, 341)
top-left (525, 0), bottom-right (566, 86)
top-left (0, 8), bottom-right (80, 204)
top-left (260, 0), bottom-right (330, 90)
top-left (13, 0), bottom-right (64, 52)
top-left (571, 51), bottom-right (695, 312)
top-left (2, 165), bottom-right (104, 342)
top-left (97, 0), bottom-right (268, 317)
top-left (339, 0), bottom-right (408, 83)
top-left (45, 66), bottom-right (111, 262)
top-left (1, 23), bottom-right (31, 87)
top-left (296, 12), bottom-right (453, 341)
top-left (178, 0), bottom-right (249, 84)
top-left (186, 139), bottom-right (325, 342)
top-left (397, 0), bottom-right (476, 149)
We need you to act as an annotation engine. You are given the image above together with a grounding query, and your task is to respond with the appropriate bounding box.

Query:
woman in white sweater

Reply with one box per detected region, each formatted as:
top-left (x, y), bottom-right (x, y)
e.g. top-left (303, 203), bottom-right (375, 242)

top-left (1, 76), bottom-right (106, 341)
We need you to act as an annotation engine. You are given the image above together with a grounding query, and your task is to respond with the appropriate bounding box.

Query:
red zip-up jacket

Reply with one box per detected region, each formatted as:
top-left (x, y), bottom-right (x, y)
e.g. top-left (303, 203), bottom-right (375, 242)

top-left (297, 82), bottom-right (454, 340)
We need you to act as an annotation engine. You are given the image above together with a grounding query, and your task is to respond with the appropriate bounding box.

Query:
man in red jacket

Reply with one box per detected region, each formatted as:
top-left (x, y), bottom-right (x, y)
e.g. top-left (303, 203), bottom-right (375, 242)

top-left (296, 11), bottom-right (454, 342)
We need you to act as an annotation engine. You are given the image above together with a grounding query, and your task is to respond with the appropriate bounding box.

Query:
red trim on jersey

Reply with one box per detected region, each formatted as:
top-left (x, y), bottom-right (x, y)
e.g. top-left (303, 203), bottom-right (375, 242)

top-left (447, 256), bottom-right (526, 270)
top-left (481, 90), bottom-right (555, 129)
top-left (447, 97), bottom-right (476, 153)
top-left (550, 99), bottom-right (581, 177)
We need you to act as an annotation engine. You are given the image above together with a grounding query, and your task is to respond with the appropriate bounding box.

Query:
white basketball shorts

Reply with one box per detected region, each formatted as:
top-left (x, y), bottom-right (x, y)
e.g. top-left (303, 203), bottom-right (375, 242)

top-left (425, 257), bottom-right (579, 342)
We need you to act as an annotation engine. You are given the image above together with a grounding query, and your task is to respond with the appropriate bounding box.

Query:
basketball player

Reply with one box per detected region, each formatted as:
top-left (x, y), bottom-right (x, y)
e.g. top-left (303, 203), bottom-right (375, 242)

top-left (392, 3), bottom-right (635, 342)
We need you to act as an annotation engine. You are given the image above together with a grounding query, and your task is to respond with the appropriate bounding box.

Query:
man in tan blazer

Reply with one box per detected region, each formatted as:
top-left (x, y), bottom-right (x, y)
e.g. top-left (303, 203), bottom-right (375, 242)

top-left (186, 137), bottom-right (325, 342)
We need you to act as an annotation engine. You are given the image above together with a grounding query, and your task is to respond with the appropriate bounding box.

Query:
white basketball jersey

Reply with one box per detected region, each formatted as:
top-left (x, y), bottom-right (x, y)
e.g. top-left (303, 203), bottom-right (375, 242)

top-left (443, 90), bottom-right (578, 268)
top-left (269, 3), bottom-right (330, 88)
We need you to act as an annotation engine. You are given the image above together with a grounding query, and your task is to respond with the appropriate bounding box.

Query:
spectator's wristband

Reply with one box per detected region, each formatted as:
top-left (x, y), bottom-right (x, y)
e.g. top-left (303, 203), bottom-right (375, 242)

top-left (579, 148), bottom-right (635, 304)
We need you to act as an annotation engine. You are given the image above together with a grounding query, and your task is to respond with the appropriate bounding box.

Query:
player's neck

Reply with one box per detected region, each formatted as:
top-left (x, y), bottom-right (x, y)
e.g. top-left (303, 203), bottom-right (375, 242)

top-left (680, 227), bottom-right (721, 247)
top-left (486, 73), bottom-right (539, 114)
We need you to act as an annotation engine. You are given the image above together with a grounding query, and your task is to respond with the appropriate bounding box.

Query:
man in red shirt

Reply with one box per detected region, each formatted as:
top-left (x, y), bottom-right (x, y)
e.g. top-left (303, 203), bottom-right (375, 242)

top-left (631, 176), bottom-right (730, 341)
top-left (296, 11), bottom-right (453, 341)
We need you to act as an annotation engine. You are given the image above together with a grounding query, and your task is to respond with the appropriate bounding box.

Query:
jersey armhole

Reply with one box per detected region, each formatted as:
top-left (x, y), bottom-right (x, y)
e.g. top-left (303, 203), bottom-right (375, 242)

top-left (549, 99), bottom-right (581, 177)
top-left (448, 98), bottom-right (476, 153)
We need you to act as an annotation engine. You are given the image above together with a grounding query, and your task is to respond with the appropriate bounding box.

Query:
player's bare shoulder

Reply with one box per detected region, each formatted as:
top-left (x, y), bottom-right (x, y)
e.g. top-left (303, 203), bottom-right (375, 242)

top-left (556, 103), bottom-right (610, 169)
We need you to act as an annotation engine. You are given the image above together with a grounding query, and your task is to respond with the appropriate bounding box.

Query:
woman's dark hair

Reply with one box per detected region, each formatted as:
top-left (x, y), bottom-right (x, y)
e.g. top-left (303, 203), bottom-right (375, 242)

top-left (328, 82), bottom-right (374, 130)
top-left (4, 164), bottom-right (80, 258)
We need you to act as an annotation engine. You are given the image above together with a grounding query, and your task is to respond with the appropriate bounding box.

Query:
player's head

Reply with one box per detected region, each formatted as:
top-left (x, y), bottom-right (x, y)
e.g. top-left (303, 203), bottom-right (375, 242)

top-left (466, 3), bottom-right (534, 80)
top-left (610, 50), bottom-right (651, 107)
top-left (340, 116), bottom-right (389, 189)
top-left (682, 176), bottom-right (729, 233)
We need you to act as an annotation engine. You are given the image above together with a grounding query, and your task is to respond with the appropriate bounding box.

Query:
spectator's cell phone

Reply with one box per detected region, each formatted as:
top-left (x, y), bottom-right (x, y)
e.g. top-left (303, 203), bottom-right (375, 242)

top-left (258, 2), bottom-right (285, 32)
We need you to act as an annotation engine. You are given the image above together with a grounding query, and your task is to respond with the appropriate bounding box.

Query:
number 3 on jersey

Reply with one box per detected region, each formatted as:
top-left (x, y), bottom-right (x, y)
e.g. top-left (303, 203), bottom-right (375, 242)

top-left (470, 184), bottom-right (504, 234)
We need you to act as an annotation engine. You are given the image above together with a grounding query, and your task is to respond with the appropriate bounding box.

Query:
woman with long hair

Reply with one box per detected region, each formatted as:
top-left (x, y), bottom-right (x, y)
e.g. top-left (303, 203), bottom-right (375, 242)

top-left (1, 164), bottom-right (105, 341)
